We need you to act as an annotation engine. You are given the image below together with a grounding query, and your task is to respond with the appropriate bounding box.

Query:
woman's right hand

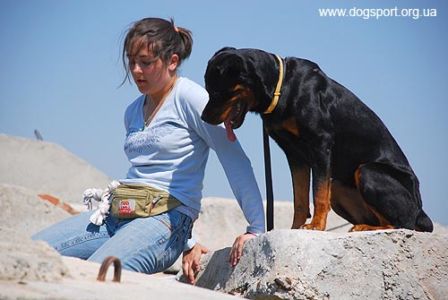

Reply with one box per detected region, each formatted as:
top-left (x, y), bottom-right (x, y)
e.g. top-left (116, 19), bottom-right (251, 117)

top-left (182, 243), bottom-right (209, 284)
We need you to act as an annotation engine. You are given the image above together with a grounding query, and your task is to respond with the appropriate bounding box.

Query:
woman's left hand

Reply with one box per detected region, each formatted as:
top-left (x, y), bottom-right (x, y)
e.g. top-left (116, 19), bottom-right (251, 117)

top-left (229, 232), bottom-right (257, 267)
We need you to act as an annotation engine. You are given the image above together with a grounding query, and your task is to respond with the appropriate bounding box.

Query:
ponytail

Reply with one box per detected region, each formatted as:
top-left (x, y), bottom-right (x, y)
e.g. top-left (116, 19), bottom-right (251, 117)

top-left (173, 23), bottom-right (193, 61)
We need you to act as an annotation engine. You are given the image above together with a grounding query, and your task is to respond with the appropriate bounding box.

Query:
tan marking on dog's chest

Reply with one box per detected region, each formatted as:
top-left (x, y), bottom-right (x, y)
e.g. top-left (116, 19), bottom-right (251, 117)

top-left (281, 118), bottom-right (300, 137)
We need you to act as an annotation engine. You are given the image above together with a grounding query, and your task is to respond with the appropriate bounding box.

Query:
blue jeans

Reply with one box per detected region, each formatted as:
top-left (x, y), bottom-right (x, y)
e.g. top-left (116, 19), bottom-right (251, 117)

top-left (32, 210), bottom-right (192, 274)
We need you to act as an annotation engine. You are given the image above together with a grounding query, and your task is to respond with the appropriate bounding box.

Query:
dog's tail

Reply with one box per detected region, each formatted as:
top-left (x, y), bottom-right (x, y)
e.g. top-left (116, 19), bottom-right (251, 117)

top-left (415, 210), bottom-right (433, 232)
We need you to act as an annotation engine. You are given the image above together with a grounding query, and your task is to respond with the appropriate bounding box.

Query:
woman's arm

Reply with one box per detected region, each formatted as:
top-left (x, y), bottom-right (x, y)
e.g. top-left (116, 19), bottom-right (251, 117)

top-left (182, 84), bottom-right (266, 235)
top-left (180, 81), bottom-right (265, 283)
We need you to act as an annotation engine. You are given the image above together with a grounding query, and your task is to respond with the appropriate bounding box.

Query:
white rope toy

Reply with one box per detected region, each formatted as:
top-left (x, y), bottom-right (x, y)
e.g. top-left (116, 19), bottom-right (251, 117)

top-left (83, 180), bottom-right (120, 225)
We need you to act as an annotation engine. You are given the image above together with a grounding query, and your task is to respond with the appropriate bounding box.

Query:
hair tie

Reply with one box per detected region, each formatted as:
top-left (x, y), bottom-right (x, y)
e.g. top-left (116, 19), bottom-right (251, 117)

top-left (173, 25), bottom-right (180, 33)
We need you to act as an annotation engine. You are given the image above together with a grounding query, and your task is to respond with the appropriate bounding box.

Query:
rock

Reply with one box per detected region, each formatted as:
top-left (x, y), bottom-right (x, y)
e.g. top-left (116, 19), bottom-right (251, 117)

top-left (1, 256), bottom-right (237, 300)
top-left (0, 227), bottom-right (70, 282)
top-left (165, 197), bottom-right (351, 273)
top-left (194, 198), bottom-right (352, 250)
top-left (2, 133), bottom-right (448, 299)
top-left (0, 134), bottom-right (111, 205)
top-left (0, 184), bottom-right (70, 236)
top-left (184, 229), bottom-right (448, 300)
top-left (168, 198), bottom-right (446, 274)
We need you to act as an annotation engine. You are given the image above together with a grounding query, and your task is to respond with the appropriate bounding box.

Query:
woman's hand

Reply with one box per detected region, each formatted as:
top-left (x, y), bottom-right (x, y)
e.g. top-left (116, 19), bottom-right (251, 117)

top-left (182, 243), bottom-right (209, 285)
top-left (229, 232), bottom-right (257, 267)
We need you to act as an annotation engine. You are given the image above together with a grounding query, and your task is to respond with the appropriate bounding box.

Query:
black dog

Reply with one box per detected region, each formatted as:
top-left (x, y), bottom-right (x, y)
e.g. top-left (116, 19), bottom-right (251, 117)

top-left (201, 47), bottom-right (433, 232)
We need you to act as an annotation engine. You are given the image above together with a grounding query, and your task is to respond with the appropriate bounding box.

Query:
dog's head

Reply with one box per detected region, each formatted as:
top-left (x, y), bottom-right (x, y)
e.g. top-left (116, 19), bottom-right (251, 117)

top-left (201, 47), bottom-right (262, 141)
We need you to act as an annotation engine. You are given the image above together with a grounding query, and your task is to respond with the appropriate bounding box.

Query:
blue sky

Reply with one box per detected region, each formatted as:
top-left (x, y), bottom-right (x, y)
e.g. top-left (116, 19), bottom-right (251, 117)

top-left (1, 0), bottom-right (447, 225)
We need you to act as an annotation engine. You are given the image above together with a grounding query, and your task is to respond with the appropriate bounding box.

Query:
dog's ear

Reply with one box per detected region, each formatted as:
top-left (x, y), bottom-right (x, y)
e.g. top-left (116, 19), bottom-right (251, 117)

top-left (205, 49), bottom-right (244, 87)
top-left (212, 47), bottom-right (236, 57)
top-left (220, 54), bottom-right (244, 78)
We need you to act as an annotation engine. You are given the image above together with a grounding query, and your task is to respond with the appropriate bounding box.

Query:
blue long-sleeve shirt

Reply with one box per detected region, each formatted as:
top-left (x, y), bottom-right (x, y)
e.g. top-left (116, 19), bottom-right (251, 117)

top-left (121, 77), bottom-right (265, 234)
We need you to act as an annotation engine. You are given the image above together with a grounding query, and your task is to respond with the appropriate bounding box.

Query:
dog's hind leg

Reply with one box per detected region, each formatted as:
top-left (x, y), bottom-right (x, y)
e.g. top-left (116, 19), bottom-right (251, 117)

top-left (353, 163), bottom-right (425, 231)
top-left (330, 180), bottom-right (376, 226)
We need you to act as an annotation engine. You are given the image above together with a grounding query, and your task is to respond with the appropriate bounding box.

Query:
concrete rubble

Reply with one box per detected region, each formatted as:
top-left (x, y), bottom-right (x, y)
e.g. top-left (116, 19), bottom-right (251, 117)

top-left (1, 134), bottom-right (447, 299)
top-left (186, 229), bottom-right (447, 299)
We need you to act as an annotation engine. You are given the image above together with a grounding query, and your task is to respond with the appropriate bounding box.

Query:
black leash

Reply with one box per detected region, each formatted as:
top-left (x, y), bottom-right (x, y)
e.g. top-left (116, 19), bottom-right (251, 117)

top-left (263, 119), bottom-right (274, 231)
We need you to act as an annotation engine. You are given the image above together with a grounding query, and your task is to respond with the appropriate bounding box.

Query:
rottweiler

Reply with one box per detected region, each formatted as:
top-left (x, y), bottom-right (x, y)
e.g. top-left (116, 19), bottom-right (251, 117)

top-left (201, 47), bottom-right (433, 232)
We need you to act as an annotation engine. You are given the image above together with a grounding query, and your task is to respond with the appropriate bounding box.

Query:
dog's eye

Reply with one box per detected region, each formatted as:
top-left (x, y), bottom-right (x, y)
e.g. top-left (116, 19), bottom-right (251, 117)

top-left (230, 88), bottom-right (246, 99)
top-left (230, 85), bottom-right (246, 95)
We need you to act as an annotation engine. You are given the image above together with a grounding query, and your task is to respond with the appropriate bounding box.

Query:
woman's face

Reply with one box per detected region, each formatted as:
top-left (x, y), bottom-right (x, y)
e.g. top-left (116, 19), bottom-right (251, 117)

top-left (128, 44), bottom-right (176, 96)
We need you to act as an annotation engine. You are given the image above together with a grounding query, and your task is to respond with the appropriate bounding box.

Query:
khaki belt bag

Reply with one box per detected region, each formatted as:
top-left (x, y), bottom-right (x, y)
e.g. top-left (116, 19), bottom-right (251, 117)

top-left (110, 184), bottom-right (181, 219)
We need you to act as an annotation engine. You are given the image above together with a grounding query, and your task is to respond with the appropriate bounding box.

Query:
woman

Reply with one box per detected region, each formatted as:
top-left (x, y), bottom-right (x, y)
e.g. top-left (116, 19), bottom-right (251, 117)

top-left (33, 17), bottom-right (265, 284)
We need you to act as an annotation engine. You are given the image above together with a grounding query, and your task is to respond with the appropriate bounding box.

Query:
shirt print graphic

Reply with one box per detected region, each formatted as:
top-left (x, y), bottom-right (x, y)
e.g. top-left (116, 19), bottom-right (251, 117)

top-left (124, 124), bottom-right (177, 155)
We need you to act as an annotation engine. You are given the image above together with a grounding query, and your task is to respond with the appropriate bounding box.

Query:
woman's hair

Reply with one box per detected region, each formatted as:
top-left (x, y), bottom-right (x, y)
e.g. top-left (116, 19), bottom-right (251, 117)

top-left (122, 17), bottom-right (193, 83)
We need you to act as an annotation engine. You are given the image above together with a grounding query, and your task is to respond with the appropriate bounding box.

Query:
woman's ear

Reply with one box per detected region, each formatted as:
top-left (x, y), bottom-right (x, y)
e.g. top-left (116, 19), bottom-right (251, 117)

top-left (168, 54), bottom-right (179, 72)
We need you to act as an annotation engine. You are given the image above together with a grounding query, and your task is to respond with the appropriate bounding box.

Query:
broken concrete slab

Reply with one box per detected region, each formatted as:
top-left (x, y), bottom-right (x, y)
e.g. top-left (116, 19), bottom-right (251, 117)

top-left (0, 134), bottom-right (111, 205)
top-left (1, 256), bottom-right (238, 300)
top-left (0, 227), bottom-right (69, 283)
top-left (0, 184), bottom-right (70, 236)
top-left (185, 229), bottom-right (448, 300)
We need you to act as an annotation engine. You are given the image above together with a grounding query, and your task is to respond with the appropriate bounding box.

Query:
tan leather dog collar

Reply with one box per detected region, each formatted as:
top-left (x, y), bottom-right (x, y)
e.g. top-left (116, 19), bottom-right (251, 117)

top-left (264, 54), bottom-right (284, 114)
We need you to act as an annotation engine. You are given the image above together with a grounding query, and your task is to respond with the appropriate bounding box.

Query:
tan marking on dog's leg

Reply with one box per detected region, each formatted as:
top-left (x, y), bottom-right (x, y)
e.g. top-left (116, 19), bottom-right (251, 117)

top-left (350, 168), bottom-right (395, 232)
top-left (368, 203), bottom-right (393, 226)
top-left (302, 179), bottom-right (331, 231)
top-left (350, 224), bottom-right (395, 232)
top-left (291, 166), bottom-right (310, 229)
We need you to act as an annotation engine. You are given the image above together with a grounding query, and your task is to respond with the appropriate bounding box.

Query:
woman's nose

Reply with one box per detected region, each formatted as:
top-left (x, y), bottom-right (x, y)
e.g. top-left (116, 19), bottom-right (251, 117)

top-left (132, 62), bottom-right (142, 73)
